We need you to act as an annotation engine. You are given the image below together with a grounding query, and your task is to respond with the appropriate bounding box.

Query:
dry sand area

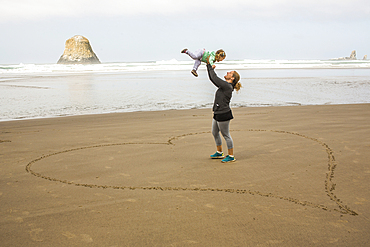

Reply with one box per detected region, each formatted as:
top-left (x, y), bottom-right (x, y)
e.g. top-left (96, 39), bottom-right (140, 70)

top-left (1, 104), bottom-right (369, 246)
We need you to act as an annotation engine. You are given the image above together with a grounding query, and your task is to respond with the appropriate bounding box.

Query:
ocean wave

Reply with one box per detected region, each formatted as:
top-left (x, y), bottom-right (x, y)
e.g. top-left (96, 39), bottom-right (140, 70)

top-left (1, 59), bottom-right (370, 74)
top-left (1, 65), bottom-right (369, 121)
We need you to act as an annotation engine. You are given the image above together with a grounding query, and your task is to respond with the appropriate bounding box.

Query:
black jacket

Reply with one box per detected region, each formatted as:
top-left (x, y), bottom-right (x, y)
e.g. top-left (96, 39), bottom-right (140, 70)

top-left (207, 64), bottom-right (233, 114)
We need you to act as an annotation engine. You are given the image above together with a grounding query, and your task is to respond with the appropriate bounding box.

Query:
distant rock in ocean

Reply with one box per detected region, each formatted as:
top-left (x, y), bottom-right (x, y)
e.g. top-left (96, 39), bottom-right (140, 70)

top-left (57, 35), bottom-right (101, 64)
top-left (332, 50), bottom-right (358, 60)
top-left (363, 55), bottom-right (367, 60)
top-left (348, 50), bottom-right (357, 60)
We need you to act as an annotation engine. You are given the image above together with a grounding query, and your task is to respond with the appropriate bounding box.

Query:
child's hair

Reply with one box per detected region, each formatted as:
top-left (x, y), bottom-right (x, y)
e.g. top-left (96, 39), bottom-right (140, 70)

top-left (215, 49), bottom-right (226, 60)
top-left (232, 71), bottom-right (242, 92)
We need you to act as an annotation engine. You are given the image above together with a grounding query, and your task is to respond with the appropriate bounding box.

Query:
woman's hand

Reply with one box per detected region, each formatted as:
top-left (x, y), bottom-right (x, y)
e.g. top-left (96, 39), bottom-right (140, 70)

top-left (207, 56), bottom-right (215, 69)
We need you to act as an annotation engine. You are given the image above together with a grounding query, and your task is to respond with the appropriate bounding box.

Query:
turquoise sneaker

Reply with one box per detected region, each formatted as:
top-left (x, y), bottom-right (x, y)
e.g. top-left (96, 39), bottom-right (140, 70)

top-left (221, 155), bottom-right (236, 163)
top-left (210, 151), bottom-right (224, 159)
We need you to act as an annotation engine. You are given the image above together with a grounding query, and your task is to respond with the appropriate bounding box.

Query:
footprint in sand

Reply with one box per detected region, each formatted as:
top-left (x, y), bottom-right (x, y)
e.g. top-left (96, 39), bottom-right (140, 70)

top-left (81, 234), bottom-right (93, 243)
top-left (29, 228), bottom-right (44, 242)
top-left (62, 231), bottom-right (77, 239)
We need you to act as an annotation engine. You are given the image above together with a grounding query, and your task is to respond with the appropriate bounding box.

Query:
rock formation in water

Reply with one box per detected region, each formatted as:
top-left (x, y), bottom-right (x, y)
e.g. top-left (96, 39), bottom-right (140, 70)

top-left (348, 50), bottom-right (357, 60)
top-left (332, 50), bottom-right (359, 60)
top-left (57, 35), bottom-right (101, 64)
top-left (363, 55), bottom-right (367, 60)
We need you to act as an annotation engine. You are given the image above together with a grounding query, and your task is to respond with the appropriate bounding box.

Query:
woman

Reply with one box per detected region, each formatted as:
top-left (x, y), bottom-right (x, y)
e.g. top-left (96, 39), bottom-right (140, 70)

top-left (206, 58), bottom-right (241, 163)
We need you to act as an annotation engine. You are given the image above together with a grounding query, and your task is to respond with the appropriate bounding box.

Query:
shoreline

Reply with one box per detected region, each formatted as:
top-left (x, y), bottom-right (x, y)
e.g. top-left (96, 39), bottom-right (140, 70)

top-left (1, 102), bottom-right (369, 123)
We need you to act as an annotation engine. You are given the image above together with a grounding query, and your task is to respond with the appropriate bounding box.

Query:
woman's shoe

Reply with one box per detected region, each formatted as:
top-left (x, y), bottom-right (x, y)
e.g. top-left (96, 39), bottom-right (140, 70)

top-left (221, 155), bottom-right (236, 163)
top-left (210, 152), bottom-right (224, 159)
top-left (191, 70), bottom-right (198, 77)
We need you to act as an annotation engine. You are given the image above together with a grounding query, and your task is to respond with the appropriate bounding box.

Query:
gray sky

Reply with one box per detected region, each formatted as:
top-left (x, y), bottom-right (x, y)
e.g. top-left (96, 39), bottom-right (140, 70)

top-left (1, 0), bottom-right (369, 64)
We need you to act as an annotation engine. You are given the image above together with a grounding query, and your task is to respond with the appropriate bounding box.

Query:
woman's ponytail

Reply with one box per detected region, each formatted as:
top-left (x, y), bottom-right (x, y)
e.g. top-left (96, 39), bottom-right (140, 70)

top-left (232, 71), bottom-right (241, 92)
top-left (234, 82), bottom-right (242, 92)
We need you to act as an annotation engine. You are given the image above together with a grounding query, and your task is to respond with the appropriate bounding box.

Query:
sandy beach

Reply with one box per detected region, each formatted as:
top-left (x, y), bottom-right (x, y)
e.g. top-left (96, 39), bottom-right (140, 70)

top-left (1, 104), bottom-right (369, 246)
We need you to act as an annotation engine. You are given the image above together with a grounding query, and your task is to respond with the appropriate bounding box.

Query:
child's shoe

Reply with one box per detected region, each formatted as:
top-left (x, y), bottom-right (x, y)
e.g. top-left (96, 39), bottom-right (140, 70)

top-left (210, 151), bottom-right (224, 159)
top-left (221, 155), bottom-right (236, 163)
top-left (181, 48), bottom-right (188, 53)
top-left (191, 70), bottom-right (198, 77)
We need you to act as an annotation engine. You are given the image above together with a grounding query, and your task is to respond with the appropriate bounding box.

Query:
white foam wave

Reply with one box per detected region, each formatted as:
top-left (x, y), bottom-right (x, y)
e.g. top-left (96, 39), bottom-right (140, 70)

top-left (1, 59), bottom-right (370, 74)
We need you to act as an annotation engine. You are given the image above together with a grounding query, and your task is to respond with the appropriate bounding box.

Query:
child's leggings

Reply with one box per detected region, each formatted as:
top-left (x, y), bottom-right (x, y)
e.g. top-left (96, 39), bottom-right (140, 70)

top-left (186, 49), bottom-right (205, 71)
top-left (212, 119), bottom-right (234, 150)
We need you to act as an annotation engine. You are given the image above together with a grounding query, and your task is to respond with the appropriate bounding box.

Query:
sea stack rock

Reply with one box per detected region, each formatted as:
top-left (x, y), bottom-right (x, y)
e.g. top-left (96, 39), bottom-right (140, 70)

top-left (348, 50), bottom-right (357, 60)
top-left (363, 55), bottom-right (367, 60)
top-left (57, 35), bottom-right (101, 64)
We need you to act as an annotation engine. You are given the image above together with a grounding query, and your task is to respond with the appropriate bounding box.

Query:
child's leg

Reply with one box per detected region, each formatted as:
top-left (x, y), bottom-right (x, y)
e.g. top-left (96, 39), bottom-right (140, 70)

top-left (186, 49), bottom-right (204, 73)
top-left (193, 60), bottom-right (201, 71)
top-left (186, 49), bottom-right (204, 60)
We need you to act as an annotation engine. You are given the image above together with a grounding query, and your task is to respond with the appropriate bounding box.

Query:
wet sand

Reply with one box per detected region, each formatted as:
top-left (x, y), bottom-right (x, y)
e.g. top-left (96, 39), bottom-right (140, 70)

top-left (1, 104), bottom-right (369, 246)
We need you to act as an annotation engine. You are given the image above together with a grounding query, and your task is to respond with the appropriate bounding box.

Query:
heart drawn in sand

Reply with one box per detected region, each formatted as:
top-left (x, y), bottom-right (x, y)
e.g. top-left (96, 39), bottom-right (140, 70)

top-left (26, 129), bottom-right (357, 216)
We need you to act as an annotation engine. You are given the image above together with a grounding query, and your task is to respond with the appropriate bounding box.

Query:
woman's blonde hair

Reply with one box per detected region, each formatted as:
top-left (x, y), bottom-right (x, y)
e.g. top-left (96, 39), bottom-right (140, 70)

top-left (232, 71), bottom-right (242, 92)
top-left (215, 49), bottom-right (226, 60)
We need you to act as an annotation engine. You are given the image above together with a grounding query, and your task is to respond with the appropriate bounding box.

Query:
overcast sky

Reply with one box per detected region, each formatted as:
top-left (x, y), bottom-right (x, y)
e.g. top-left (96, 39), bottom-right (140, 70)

top-left (1, 0), bottom-right (369, 64)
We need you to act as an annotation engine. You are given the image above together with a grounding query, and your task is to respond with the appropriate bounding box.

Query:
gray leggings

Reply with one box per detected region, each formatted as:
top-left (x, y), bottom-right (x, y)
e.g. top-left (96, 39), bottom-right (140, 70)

top-left (212, 119), bottom-right (234, 150)
top-left (186, 49), bottom-right (204, 71)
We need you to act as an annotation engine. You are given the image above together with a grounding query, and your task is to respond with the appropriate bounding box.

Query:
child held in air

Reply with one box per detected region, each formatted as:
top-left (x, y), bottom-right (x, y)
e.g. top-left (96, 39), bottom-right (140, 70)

top-left (181, 48), bottom-right (226, 77)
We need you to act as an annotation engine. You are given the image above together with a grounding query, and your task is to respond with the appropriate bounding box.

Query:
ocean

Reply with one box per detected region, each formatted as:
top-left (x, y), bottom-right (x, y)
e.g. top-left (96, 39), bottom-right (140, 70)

top-left (1, 59), bottom-right (370, 121)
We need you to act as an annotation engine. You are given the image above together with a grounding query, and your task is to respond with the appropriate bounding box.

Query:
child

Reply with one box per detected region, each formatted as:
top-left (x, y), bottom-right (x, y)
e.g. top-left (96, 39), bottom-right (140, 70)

top-left (181, 48), bottom-right (226, 77)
